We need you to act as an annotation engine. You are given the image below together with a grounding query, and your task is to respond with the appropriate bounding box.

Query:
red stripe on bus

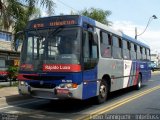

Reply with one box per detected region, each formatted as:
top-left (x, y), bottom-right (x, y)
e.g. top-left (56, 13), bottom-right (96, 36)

top-left (17, 74), bottom-right (38, 80)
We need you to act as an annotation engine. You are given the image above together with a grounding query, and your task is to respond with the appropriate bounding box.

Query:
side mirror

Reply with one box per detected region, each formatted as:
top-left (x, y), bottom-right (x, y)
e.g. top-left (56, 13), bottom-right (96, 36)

top-left (93, 32), bottom-right (98, 44)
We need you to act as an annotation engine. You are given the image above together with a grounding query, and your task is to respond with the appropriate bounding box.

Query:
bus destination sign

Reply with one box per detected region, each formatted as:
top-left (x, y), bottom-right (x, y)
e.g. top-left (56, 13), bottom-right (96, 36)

top-left (30, 16), bottom-right (79, 29)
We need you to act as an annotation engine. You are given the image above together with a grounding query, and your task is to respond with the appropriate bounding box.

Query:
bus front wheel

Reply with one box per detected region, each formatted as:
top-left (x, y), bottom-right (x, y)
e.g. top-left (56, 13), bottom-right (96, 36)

top-left (95, 80), bottom-right (108, 104)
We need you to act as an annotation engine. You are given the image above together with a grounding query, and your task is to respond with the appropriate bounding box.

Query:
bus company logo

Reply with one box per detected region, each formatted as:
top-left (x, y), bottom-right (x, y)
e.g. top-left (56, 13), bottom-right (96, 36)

top-left (140, 65), bottom-right (144, 68)
top-left (43, 64), bottom-right (81, 72)
top-left (43, 64), bottom-right (71, 71)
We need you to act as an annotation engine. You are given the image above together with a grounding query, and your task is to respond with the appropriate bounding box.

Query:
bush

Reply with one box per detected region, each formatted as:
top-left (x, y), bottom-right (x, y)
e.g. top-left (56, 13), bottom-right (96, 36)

top-left (7, 66), bottom-right (18, 81)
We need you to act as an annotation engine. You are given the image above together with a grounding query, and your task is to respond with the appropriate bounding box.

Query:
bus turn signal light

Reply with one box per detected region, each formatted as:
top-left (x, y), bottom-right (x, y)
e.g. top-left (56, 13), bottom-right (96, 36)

top-left (72, 83), bottom-right (78, 88)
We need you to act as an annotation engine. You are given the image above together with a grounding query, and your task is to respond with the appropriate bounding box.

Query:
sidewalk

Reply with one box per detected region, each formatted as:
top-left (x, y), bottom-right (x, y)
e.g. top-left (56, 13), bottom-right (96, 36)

top-left (0, 87), bottom-right (18, 98)
top-left (0, 87), bottom-right (31, 106)
top-left (152, 70), bottom-right (160, 75)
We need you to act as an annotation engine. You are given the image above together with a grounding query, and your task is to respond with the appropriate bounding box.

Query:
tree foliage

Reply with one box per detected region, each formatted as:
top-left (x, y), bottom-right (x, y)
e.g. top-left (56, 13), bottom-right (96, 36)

top-left (0, 0), bottom-right (55, 30)
top-left (0, 0), bottom-right (55, 50)
top-left (79, 7), bottom-right (112, 26)
top-left (7, 66), bottom-right (18, 80)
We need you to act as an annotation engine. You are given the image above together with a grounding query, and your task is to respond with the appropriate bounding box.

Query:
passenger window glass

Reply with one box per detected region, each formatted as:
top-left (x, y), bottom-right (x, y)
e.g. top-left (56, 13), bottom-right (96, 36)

top-left (100, 31), bottom-right (112, 58)
top-left (136, 46), bottom-right (142, 60)
top-left (130, 43), bottom-right (136, 60)
top-left (122, 40), bottom-right (130, 59)
top-left (83, 30), bottom-right (98, 70)
top-left (112, 36), bottom-right (122, 59)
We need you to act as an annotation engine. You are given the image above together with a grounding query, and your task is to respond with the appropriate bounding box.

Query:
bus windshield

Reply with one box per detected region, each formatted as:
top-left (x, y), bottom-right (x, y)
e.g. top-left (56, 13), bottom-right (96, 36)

top-left (20, 27), bottom-right (81, 71)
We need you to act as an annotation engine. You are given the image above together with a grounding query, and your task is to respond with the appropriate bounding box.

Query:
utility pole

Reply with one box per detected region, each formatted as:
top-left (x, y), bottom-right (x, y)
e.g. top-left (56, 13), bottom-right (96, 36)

top-left (135, 15), bottom-right (157, 39)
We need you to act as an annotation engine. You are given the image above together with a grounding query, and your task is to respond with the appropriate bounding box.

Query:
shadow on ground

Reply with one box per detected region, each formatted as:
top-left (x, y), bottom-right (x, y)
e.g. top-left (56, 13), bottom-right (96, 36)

top-left (4, 85), bottom-right (147, 113)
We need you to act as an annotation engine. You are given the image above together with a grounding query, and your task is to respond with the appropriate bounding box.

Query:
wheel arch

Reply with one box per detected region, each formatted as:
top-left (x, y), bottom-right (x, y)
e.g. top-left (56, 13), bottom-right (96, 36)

top-left (139, 72), bottom-right (142, 81)
top-left (102, 74), bottom-right (111, 92)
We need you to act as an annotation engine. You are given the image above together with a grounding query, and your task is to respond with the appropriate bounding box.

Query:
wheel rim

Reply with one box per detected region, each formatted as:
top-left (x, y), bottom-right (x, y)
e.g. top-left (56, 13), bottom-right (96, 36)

top-left (138, 80), bottom-right (141, 88)
top-left (100, 84), bottom-right (106, 98)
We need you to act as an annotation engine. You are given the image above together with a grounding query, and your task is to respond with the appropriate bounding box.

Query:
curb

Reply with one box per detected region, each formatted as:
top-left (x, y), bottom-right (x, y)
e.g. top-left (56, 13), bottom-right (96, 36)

top-left (152, 71), bottom-right (160, 75)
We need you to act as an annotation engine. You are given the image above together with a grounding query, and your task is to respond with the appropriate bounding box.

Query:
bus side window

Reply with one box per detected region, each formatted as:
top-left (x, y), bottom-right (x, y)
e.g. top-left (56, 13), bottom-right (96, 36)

top-left (130, 43), bottom-right (136, 60)
top-left (83, 31), bottom-right (90, 58)
top-left (134, 44), bottom-right (137, 59)
top-left (100, 31), bottom-right (112, 58)
top-left (112, 36), bottom-right (122, 59)
top-left (83, 30), bottom-right (98, 70)
top-left (136, 45), bottom-right (141, 60)
top-left (143, 48), bottom-right (147, 60)
top-left (146, 49), bottom-right (150, 60)
top-left (122, 40), bottom-right (130, 59)
top-left (140, 46), bottom-right (143, 60)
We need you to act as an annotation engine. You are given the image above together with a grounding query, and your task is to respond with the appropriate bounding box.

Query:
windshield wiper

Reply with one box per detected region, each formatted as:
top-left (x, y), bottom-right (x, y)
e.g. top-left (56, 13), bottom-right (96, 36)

top-left (46, 25), bottom-right (64, 39)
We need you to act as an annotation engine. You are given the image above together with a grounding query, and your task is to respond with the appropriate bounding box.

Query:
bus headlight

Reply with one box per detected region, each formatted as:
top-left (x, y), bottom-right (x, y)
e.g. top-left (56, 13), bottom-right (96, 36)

top-left (59, 83), bottom-right (78, 88)
top-left (20, 81), bottom-right (25, 85)
top-left (66, 83), bottom-right (72, 88)
top-left (19, 81), bottom-right (28, 86)
top-left (60, 84), bottom-right (65, 88)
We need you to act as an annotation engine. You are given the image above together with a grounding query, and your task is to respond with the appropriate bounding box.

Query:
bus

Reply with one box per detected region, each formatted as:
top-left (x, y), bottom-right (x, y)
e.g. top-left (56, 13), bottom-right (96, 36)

top-left (18, 15), bottom-right (151, 103)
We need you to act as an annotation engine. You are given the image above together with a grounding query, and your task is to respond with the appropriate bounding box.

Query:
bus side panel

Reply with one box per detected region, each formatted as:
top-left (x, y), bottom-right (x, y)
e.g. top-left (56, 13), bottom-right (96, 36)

top-left (127, 60), bottom-right (137, 87)
top-left (82, 67), bottom-right (97, 100)
top-left (146, 61), bottom-right (151, 80)
top-left (98, 58), bottom-right (124, 92)
top-left (139, 61), bottom-right (151, 83)
top-left (123, 60), bottom-right (132, 88)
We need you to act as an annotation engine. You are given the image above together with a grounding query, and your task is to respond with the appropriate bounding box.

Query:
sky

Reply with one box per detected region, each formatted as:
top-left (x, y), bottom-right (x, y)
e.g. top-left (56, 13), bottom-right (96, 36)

top-left (42, 0), bottom-right (160, 54)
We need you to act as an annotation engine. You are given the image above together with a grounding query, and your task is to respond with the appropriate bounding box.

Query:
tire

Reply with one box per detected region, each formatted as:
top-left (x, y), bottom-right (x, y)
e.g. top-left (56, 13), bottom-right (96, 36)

top-left (135, 74), bottom-right (142, 90)
top-left (95, 80), bottom-right (108, 104)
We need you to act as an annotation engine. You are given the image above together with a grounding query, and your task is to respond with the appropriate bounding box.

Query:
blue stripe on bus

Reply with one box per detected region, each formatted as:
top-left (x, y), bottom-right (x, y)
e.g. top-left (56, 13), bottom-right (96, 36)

top-left (23, 72), bottom-right (83, 86)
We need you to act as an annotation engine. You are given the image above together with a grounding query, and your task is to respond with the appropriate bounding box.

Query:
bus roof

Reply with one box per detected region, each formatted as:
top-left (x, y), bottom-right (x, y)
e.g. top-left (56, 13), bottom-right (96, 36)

top-left (80, 15), bottom-right (150, 49)
top-left (27, 15), bottom-right (150, 49)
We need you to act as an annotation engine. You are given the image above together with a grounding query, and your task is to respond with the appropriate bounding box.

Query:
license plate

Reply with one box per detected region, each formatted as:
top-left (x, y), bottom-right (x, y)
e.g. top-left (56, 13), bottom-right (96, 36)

top-left (56, 89), bottom-right (69, 94)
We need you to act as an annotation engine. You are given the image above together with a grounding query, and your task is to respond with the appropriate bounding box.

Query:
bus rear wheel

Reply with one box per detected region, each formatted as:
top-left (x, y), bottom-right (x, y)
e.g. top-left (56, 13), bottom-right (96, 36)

top-left (95, 80), bottom-right (108, 104)
top-left (135, 74), bottom-right (142, 90)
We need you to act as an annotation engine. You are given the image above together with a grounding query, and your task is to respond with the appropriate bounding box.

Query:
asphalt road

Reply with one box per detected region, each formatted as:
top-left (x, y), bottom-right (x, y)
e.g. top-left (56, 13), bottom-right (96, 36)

top-left (0, 73), bottom-right (160, 120)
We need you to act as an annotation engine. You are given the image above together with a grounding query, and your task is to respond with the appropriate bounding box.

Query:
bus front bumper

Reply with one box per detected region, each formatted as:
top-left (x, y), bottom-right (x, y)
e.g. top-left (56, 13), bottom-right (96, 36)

top-left (18, 82), bottom-right (83, 100)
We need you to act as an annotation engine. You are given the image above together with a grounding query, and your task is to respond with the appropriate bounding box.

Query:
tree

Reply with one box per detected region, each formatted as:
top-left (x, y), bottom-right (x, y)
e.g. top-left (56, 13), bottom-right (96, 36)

top-left (79, 7), bottom-right (112, 26)
top-left (0, 0), bottom-right (55, 29)
top-left (7, 65), bottom-right (18, 86)
top-left (0, 0), bottom-right (55, 50)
